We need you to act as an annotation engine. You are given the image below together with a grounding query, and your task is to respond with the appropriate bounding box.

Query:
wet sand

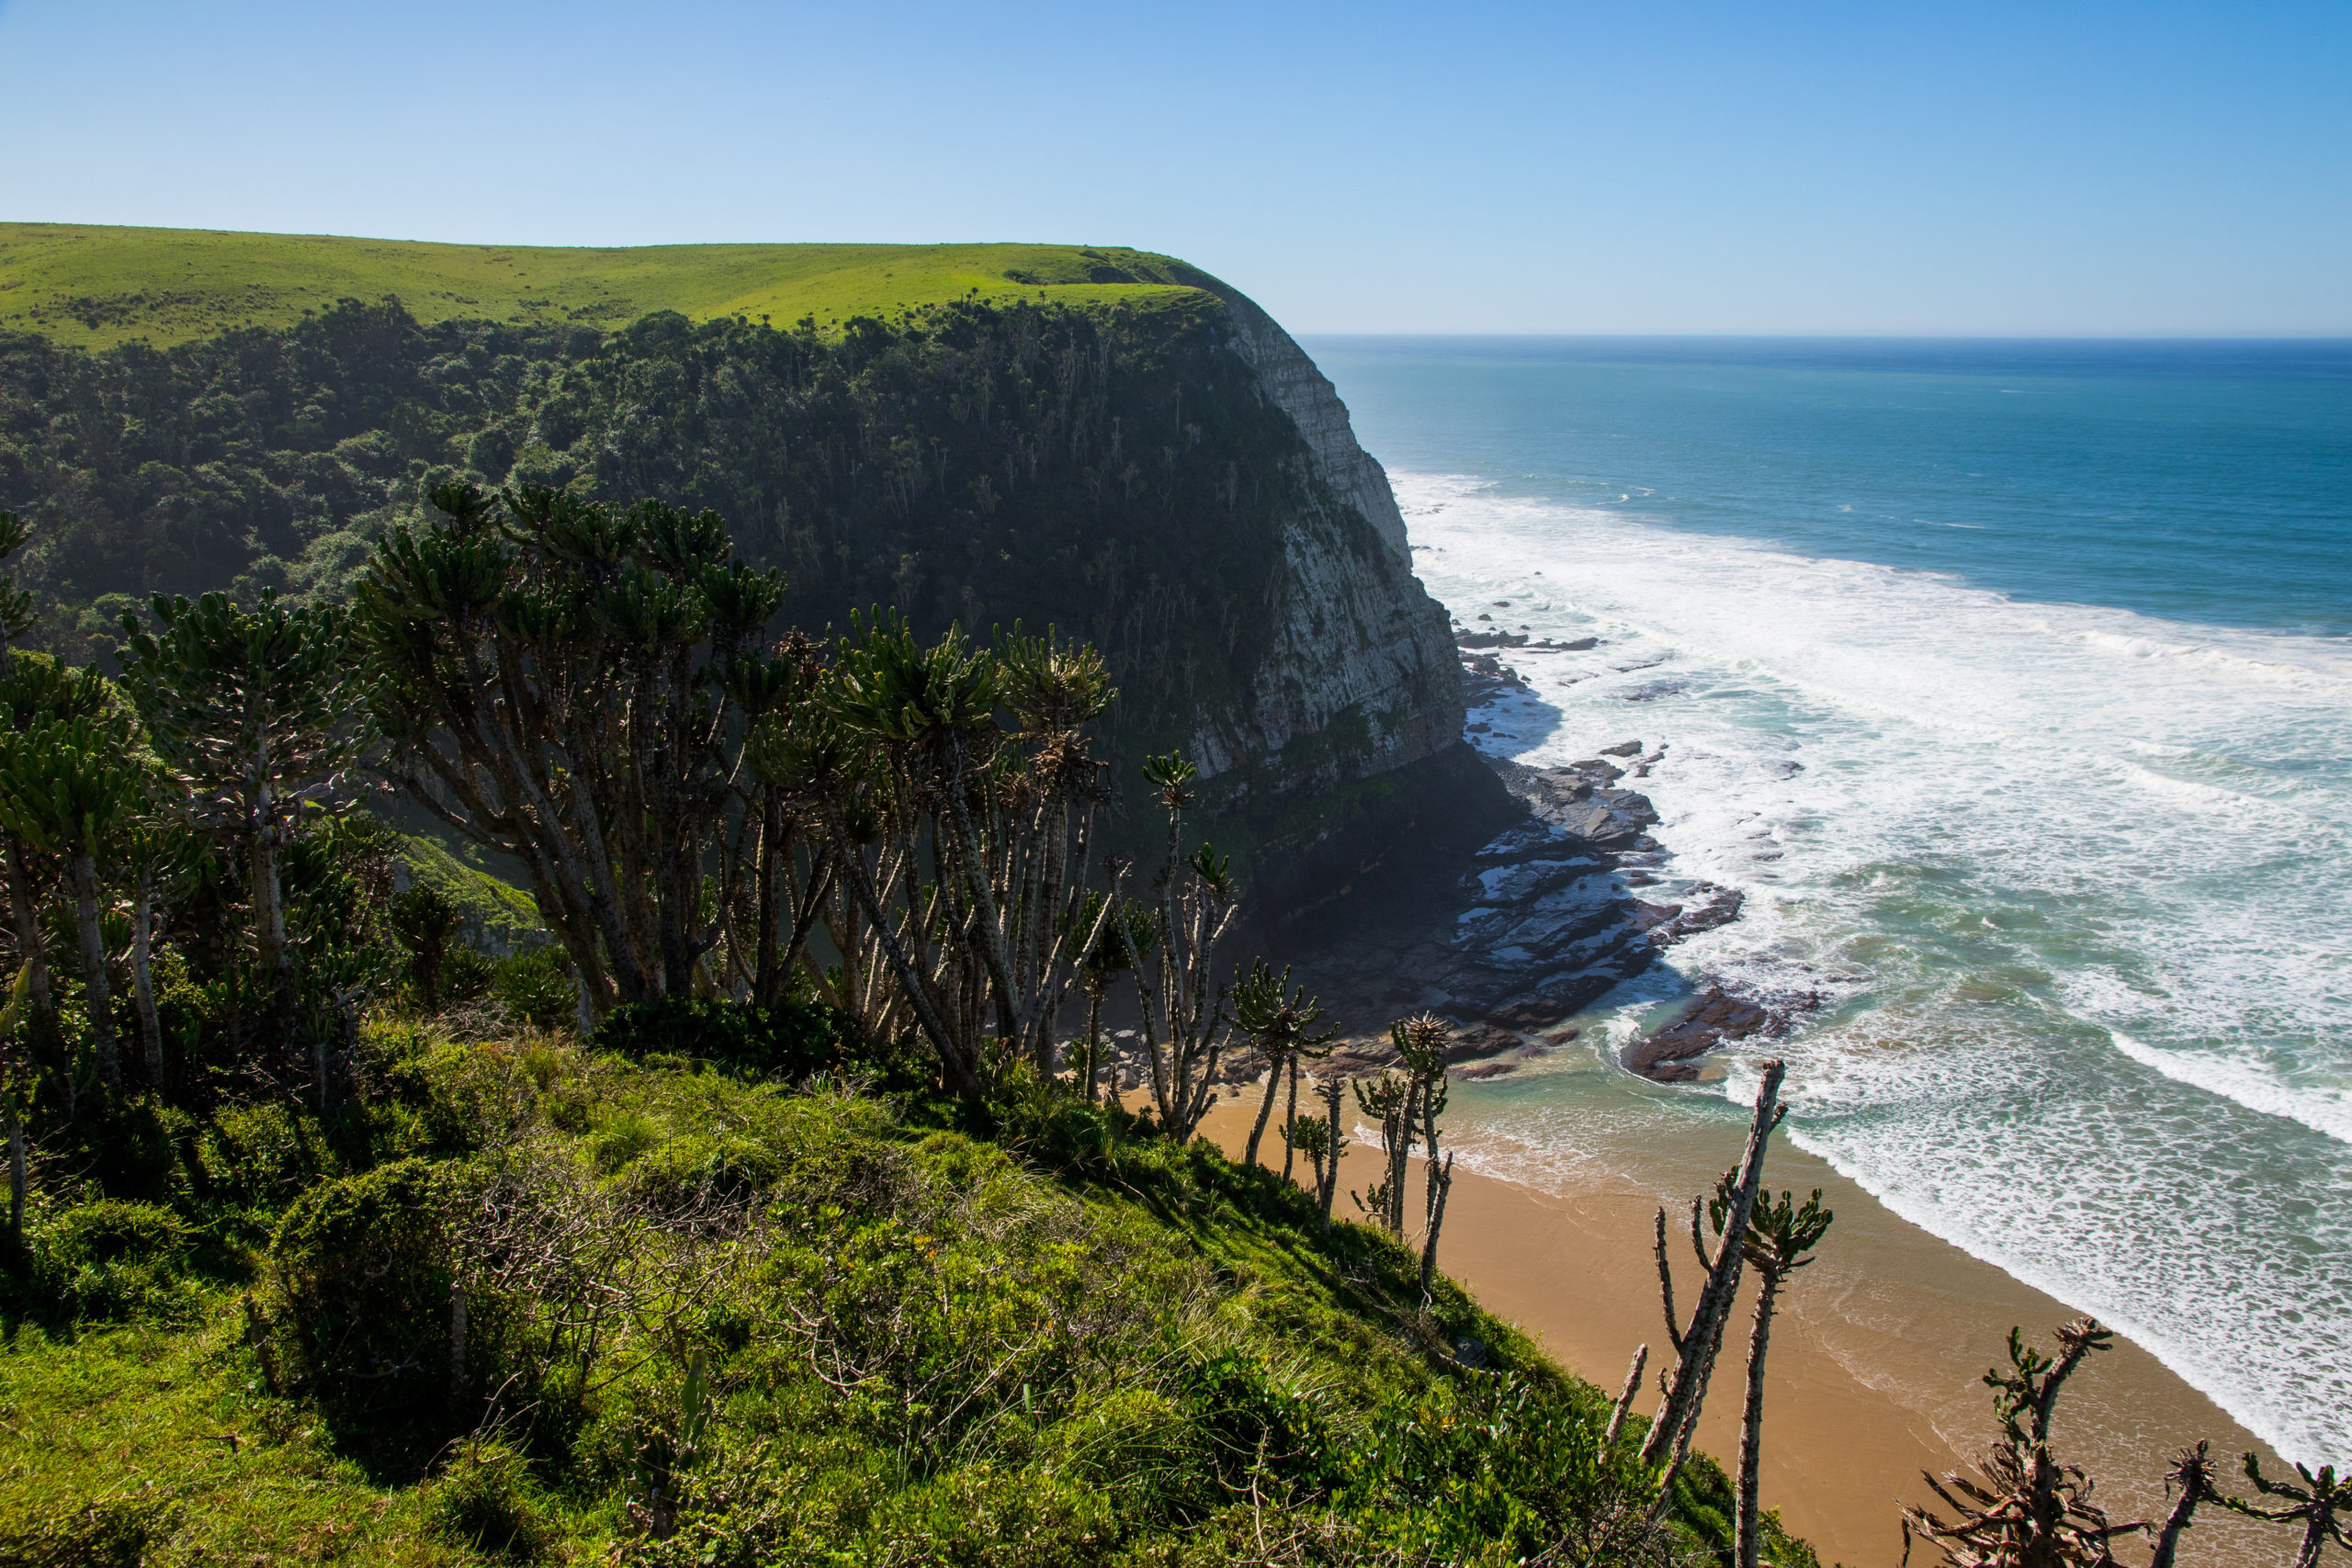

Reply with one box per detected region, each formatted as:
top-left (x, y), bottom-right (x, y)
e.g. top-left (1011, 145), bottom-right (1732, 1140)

top-left (1193, 1091), bottom-right (2282, 1568)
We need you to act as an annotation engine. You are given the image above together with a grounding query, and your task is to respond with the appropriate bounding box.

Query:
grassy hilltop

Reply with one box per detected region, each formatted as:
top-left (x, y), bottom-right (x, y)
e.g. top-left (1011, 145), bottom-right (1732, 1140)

top-left (0, 223), bottom-right (1209, 349)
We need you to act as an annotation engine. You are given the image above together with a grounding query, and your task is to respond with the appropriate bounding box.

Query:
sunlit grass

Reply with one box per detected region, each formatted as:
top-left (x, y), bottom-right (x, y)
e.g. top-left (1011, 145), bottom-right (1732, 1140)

top-left (0, 223), bottom-right (1213, 348)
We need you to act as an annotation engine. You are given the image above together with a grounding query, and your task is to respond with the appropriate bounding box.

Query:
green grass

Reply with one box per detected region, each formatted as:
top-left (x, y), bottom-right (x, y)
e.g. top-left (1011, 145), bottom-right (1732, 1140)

top-left (0, 223), bottom-right (1216, 349)
top-left (0, 1318), bottom-right (480, 1564)
top-left (397, 833), bottom-right (547, 957)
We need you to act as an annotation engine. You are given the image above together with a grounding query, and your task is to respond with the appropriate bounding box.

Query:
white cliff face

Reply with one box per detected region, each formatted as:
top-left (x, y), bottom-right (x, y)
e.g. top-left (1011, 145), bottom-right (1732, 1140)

top-left (1187, 288), bottom-right (1464, 804)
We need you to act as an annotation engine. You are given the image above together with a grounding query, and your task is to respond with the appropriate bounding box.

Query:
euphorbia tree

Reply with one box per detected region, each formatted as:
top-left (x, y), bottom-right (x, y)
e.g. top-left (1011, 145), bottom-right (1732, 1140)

top-left (771, 613), bottom-right (1117, 1098)
top-left (1233, 960), bottom-right (1336, 1171)
top-left (359, 482), bottom-right (782, 1013)
top-left (0, 650), bottom-right (117, 1054)
top-left (0, 715), bottom-right (147, 1090)
top-left (118, 588), bottom-right (372, 1002)
top-left (1712, 1180), bottom-right (1834, 1568)
top-left (1120, 752), bottom-right (1239, 1142)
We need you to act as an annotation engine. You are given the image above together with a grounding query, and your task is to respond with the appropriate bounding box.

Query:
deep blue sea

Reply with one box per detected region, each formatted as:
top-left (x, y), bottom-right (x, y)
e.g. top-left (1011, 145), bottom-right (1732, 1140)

top-left (1303, 337), bottom-right (2352, 1466)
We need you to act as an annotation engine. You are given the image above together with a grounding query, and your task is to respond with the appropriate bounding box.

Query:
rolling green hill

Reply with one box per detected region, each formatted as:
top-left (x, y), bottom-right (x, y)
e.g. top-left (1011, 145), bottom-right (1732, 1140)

top-left (0, 223), bottom-right (1209, 349)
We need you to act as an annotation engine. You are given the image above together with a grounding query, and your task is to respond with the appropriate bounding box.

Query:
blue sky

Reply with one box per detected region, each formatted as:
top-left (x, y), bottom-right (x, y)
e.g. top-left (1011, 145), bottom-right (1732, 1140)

top-left (2, 0), bottom-right (2346, 333)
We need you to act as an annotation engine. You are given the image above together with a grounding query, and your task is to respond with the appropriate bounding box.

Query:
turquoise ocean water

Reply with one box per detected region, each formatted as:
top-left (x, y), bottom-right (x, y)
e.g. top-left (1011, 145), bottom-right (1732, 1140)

top-left (1303, 337), bottom-right (2352, 1466)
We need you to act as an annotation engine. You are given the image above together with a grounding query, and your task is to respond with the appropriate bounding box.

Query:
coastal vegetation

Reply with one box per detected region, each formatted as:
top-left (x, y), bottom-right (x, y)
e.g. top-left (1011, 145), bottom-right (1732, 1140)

top-left (0, 277), bottom-right (1438, 884)
top-left (0, 496), bottom-right (1804, 1565)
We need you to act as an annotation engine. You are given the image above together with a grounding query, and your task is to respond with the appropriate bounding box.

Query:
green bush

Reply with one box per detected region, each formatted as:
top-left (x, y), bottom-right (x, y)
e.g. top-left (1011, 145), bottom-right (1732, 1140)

top-left (422, 1441), bottom-right (556, 1562)
top-left (494, 945), bottom-right (579, 1031)
top-left (592, 997), bottom-right (866, 1084)
top-left (28, 1199), bottom-right (199, 1323)
top-left (266, 1157), bottom-right (471, 1431)
top-left (0, 1495), bottom-right (171, 1568)
top-left (443, 945), bottom-right (498, 1006)
top-left (192, 1100), bottom-right (330, 1211)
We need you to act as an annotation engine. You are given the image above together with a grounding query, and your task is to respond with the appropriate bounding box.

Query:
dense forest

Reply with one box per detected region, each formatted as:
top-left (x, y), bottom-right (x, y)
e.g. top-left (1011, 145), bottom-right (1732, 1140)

top-left (0, 293), bottom-right (1390, 798)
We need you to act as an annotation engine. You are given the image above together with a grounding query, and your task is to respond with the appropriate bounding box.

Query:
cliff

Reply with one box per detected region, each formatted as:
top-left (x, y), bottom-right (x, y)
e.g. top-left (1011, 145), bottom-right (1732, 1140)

top-left (1174, 279), bottom-right (1506, 919)
top-left (0, 230), bottom-right (1498, 917)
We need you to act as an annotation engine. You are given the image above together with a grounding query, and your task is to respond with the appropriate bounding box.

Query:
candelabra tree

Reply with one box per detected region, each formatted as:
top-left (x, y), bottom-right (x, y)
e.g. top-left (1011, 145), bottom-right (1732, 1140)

top-left (0, 651), bottom-right (121, 1063)
top-left (0, 714), bottom-right (147, 1091)
top-left (358, 481), bottom-right (780, 1014)
top-left (119, 587), bottom-right (373, 1015)
top-left (1642, 1060), bottom-right (1788, 1473)
top-left (1121, 753), bottom-right (1238, 1142)
top-left (2227, 1454), bottom-right (2351, 1568)
top-left (1067, 888), bottom-right (1154, 1104)
top-left (1900, 1318), bottom-right (2142, 1568)
top-left (757, 614), bottom-right (1116, 1100)
top-left (2146, 1443), bottom-right (2219, 1568)
top-left (1711, 1179), bottom-right (1834, 1568)
top-left (1289, 1074), bottom-right (1350, 1234)
top-left (1233, 960), bottom-right (1336, 1170)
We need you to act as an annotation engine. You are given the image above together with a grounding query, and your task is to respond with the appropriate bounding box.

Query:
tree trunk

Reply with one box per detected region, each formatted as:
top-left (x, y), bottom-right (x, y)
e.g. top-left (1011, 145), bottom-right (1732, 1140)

top-left (1736, 1270), bottom-right (1785, 1568)
top-left (1419, 1151), bottom-right (1455, 1302)
top-left (3, 837), bottom-right (55, 1038)
top-left (1243, 1048), bottom-right (1282, 1168)
top-left (449, 1280), bottom-right (469, 1402)
top-left (1081, 984), bottom-right (1105, 1105)
top-left (1605, 1344), bottom-right (1649, 1450)
top-left (2146, 1483), bottom-right (2201, 1568)
top-left (69, 852), bottom-right (118, 1091)
top-left (131, 863), bottom-right (163, 1088)
top-left (250, 829), bottom-right (288, 987)
top-left (1641, 1060), bottom-right (1787, 1467)
top-left (1281, 1059), bottom-right (1299, 1182)
top-left (6, 1105), bottom-right (23, 1252)
top-left (1317, 1077), bottom-right (1345, 1234)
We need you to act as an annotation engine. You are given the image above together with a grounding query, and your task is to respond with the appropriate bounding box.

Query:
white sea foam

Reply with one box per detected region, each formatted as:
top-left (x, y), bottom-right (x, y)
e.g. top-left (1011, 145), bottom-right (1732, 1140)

top-left (1403, 471), bottom-right (2352, 1467)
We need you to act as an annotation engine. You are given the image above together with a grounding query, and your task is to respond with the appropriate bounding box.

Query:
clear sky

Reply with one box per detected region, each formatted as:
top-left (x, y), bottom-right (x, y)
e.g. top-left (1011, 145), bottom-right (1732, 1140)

top-left (3, 0), bottom-right (2346, 334)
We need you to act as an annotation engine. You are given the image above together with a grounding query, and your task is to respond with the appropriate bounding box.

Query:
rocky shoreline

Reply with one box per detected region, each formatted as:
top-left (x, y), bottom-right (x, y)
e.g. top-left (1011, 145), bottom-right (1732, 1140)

top-left (1096, 635), bottom-right (1801, 1097)
top-left (1233, 629), bottom-right (1798, 1089)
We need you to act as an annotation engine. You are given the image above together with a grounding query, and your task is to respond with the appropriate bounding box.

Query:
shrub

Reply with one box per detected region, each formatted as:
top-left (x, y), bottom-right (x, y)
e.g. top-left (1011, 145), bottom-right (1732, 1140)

top-left (495, 946), bottom-right (579, 1032)
top-left (266, 1157), bottom-right (473, 1431)
top-left (593, 998), bottom-right (865, 1084)
top-left (29, 1199), bottom-right (200, 1323)
top-left (193, 1100), bottom-right (330, 1211)
top-left (443, 945), bottom-right (498, 1006)
top-left (422, 1440), bottom-right (557, 1562)
top-left (0, 1495), bottom-right (172, 1568)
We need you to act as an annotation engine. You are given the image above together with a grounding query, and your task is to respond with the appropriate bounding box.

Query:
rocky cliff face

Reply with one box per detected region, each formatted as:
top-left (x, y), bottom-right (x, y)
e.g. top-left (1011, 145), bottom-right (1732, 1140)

top-left (1179, 280), bottom-right (1507, 917)
top-left (1184, 288), bottom-right (1462, 786)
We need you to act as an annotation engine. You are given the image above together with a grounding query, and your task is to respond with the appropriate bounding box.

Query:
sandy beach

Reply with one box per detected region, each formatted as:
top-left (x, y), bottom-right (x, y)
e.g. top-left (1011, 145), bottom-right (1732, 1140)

top-left (1193, 1090), bottom-right (2284, 1568)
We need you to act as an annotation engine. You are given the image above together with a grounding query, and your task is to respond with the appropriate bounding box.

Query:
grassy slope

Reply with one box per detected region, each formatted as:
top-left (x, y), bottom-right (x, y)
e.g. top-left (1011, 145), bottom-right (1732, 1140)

top-left (0, 1025), bottom-right (1788, 1566)
top-left (0, 223), bottom-right (1211, 349)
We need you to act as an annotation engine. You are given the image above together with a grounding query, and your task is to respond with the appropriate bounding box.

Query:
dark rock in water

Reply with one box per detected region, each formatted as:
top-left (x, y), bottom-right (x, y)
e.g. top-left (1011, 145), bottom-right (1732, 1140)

top-left (1457, 629), bottom-right (1530, 649)
top-left (1599, 739), bottom-right (1643, 757)
top-left (1574, 757), bottom-right (1626, 783)
top-left (1485, 991), bottom-right (1580, 1030)
top-left (1623, 987), bottom-right (1775, 1081)
top-left (1560, 636), bottom-right (1600, 650)
top-left (1255, 750), bottom-right (1750, 1088)
top-left (1445, 1022), bottom-right (1525, 1063)
top-left (1645, 884), bottom-right (1745, 946)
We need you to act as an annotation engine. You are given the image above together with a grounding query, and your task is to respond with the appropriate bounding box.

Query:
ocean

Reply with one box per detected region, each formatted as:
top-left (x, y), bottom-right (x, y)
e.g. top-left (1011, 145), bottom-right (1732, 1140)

top-left (1301, 336), bottom-right (2352, 1470)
